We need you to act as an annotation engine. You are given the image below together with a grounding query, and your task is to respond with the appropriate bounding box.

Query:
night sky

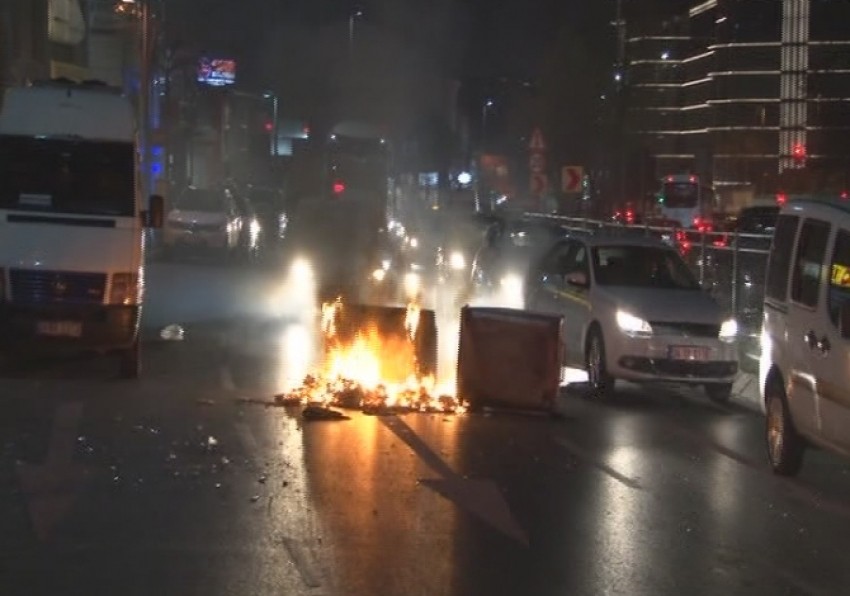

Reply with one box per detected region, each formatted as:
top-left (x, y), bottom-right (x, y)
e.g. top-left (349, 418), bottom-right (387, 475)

top-left (166, 0), bottom-right (615, 163)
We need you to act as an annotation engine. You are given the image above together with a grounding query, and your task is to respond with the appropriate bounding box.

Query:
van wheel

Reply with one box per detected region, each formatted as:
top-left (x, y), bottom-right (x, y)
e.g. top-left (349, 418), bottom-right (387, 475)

top-left (119, 339), bottom-right (141, 379)
top-left (705, 382), bottom-right (733, 403)
top-left (765, 379), bottom-right (804, 476)
top-left (586, 328), bottom-right (614, 400)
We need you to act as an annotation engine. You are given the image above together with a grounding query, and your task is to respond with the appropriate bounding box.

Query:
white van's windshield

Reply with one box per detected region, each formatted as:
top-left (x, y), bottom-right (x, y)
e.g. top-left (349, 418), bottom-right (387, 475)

top-left (0, 135), bottom-right (135, 217)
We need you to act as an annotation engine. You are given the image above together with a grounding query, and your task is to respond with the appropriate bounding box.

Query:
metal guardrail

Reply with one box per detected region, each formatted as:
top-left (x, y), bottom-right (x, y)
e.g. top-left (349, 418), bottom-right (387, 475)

top-left (521, 212), bottom-right (773, 327)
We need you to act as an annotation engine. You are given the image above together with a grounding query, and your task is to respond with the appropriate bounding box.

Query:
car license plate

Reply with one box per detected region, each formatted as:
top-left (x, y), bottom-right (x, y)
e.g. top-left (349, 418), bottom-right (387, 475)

top-left (36, 321), bottom-right (82, 338)
top-left (670, 346), bottom-right (711, 361)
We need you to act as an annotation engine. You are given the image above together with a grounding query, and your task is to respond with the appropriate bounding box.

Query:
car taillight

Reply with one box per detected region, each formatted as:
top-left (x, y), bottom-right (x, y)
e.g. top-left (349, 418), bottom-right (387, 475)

top-left (332, 181), bottom-right (346, 196)
top-left (110, 272), bottom-right (139, 305)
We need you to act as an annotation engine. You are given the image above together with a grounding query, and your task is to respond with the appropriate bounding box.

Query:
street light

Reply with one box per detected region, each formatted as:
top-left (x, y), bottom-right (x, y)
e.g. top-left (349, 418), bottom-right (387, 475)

top-left (481, 99), bottom-right (494, 149)
top-left (349, 8), bottom-right (364, 60)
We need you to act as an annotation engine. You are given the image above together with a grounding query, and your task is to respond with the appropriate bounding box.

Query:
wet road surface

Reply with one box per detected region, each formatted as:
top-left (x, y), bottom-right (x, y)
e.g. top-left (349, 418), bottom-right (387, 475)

top-left (2, 261), bottom-right (850, 596)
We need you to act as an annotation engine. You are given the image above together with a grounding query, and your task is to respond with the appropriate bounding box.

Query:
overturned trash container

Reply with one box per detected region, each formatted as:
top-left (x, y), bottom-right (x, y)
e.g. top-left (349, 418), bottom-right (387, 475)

top-left (457, 306), bottom-right (563, 412)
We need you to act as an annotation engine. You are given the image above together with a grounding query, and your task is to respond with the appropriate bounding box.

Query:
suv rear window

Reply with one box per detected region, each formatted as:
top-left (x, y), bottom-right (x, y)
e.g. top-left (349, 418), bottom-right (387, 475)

top-left (765, 214), bottom-right (799, 301)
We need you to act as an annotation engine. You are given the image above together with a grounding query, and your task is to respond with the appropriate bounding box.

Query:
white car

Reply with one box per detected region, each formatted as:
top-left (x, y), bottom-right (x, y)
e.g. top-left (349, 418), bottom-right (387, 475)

top-left (526, 234), bottom-right (739, 401)
top-left (163, 187), bottom-right (242, 255)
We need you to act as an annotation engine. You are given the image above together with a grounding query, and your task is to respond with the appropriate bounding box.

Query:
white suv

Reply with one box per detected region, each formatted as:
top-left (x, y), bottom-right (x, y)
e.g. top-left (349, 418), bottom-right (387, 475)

top-left (526, 234), bottom-right (739, 401)
top-left (761, 199), bottom-right (850, 476)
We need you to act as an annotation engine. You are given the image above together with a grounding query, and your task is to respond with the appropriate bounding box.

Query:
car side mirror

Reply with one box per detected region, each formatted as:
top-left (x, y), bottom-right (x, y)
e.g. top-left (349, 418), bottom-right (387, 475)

top-left (840, 302), bottom-right (850, 339)
top-left (566, 270), bottom-right (589, 288)
top-left (143, 194), bottom-right (165, 228)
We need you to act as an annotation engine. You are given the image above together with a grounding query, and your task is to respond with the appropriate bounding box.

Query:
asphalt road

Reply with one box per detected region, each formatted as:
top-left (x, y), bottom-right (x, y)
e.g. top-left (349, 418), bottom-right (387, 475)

top-left (2, 259), bottom-right (850, 596)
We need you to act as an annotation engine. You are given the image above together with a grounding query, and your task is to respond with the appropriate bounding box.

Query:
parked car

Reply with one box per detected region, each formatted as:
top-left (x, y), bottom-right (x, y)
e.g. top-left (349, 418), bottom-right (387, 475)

top-left (525, 234), bottom-right (739, 401)
top-left (162, 187), bottom-right (242, 258)
top-left (761, 198), bottom-right (850, 476)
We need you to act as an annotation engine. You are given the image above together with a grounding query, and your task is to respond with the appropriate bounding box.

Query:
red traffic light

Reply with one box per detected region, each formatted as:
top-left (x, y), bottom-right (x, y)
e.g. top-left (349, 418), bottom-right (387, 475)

top-left (776, 192), bottom-right (788, 205)
top-left (332, 181), bottom-right (346, 195)
top-left (792, 142), bottom-right (806, 162)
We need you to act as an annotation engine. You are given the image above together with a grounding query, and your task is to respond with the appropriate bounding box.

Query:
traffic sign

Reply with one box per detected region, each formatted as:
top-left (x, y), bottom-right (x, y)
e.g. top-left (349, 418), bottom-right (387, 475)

top-left (530, 173), bottom-right (548, 197)
top-left (529, 128), bottom-right (546, 152)
top-left (561, 166), bottom-right (583, 193)
top-left (529, 153), bottom-right (545, 174)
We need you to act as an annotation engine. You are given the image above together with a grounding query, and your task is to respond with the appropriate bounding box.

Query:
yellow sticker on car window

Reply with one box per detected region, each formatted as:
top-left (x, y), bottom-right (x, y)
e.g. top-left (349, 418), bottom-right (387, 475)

top-left (831, 263), bottom-right (850, 287)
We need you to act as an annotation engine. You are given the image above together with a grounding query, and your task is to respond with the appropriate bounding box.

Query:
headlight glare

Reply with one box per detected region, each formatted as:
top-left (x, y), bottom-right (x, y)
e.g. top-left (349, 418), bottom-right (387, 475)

top-left (616, 311), bottom-right (652, 336)
top-left (449, 251), bottom-right (466, 271)
top-left (719, 318), bottom-right (738, 340)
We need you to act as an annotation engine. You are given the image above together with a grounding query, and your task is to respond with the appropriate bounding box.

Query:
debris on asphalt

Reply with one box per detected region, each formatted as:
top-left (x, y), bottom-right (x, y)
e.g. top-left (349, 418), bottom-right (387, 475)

top-left (302, 406), bottom-right (351, 421)
top-left (258, 474), bottom-right (267, 484)
top-left (160, 324), bottom-right (185, 341)
top-left (273, 393), bottom-right (303, 407)
top-left (250, 494), bottom-right (260, 503)
top-left (195, 399), bottom-right (216, 406)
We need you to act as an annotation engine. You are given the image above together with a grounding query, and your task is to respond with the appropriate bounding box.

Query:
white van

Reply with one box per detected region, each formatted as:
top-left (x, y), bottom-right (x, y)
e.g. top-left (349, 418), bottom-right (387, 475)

top-left (0, 81), bottom-right (163, 377)
top-left (761, 198), bottom-right (850, 475)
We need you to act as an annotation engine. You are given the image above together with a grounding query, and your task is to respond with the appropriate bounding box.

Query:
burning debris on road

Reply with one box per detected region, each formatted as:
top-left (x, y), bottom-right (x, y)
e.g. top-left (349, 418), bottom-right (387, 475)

top-left (277, 299), bottom-right (464, 418)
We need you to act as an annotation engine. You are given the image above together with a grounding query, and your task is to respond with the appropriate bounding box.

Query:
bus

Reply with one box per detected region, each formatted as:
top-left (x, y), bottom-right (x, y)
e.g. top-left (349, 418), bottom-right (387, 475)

top-left (659, 174), bottom-right (713, 230)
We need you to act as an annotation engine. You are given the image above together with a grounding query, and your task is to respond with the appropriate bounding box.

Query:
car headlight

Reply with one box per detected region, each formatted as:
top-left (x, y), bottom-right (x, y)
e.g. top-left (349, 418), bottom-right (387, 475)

top-left (449, 251), bottom-right (466, 271)
top-left (616, 311), bottom-right (652, 336)
top-left (404, 272), bottom-right (421, 298)
top-left (372, 268), bottom-right (387, 282)
top-left (719, 318), bottom-right (738, 341)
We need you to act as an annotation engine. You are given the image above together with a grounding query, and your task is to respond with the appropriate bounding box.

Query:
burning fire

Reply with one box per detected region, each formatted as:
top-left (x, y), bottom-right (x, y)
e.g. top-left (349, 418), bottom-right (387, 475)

top-left (283, 299), bottom-right (463, 414)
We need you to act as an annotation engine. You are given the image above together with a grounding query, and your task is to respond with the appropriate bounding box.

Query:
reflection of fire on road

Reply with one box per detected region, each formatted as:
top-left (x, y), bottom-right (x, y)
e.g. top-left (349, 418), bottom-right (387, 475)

top-left (284, 299), bottom-right (463, 414)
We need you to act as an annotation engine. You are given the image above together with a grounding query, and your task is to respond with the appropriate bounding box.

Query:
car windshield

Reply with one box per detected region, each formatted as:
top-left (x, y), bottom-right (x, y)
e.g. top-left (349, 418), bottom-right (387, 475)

top-left (0, 134), bottom-right (134, 216)
top-left (593, 245), bottom-right (700, 290)
top-left (176, 189), bottom-right (227, 212)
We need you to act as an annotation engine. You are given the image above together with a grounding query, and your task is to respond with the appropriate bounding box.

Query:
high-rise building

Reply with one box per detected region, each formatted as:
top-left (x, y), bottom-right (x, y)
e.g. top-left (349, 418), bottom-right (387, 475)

top-left (623, 0), bottom-right (850, 206)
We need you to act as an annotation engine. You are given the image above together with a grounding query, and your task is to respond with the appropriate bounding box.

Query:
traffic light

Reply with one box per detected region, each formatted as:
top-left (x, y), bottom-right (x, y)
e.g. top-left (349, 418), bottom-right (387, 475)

top-left (776, 192), bottom-right (788, 205)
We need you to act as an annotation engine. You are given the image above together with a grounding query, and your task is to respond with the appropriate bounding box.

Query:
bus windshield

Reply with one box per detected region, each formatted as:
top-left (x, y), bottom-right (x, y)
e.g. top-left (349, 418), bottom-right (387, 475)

top-left (662, 181), bottom-right (699, 208)
top-left (0, 135), bottom-right (135, 217)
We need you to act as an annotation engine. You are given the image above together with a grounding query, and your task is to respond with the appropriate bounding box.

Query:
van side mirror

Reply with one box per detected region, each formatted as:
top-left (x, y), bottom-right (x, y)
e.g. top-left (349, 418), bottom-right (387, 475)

top-left (144, 194), bottom-right (165, 228)
top-left (566, 270), bottom-right (589, 288)
top-left (840, 302), bottom-right (850, 339)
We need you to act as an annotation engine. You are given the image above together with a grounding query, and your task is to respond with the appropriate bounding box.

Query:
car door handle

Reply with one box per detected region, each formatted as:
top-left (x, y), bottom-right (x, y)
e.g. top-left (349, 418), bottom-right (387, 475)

top-left (805, 330), bottom-right (831, 355)
top-left (804, 330), bottom-right (818, 349)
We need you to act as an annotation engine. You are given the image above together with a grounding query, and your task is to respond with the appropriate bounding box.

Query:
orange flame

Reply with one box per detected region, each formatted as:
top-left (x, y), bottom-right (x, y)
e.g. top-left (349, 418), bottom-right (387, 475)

top-left (284, 299), bottom-right (461, 413)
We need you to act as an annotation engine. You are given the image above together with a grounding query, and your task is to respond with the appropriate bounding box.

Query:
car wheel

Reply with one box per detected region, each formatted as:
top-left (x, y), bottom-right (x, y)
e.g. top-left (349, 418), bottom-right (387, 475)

top-left (586, 328), bottom-right (614, 400)
top-left (705, 382), bottom-right (733, 403)
top-left (765, 378), bottom-right (804, 476)
top-left (118, 338), bottom-right (140, 380)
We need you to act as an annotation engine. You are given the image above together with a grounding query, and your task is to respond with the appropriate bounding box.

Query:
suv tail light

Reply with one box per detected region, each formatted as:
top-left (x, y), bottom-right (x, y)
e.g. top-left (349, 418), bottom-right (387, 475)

top-left (110, 272), bottom-right (139, 305)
